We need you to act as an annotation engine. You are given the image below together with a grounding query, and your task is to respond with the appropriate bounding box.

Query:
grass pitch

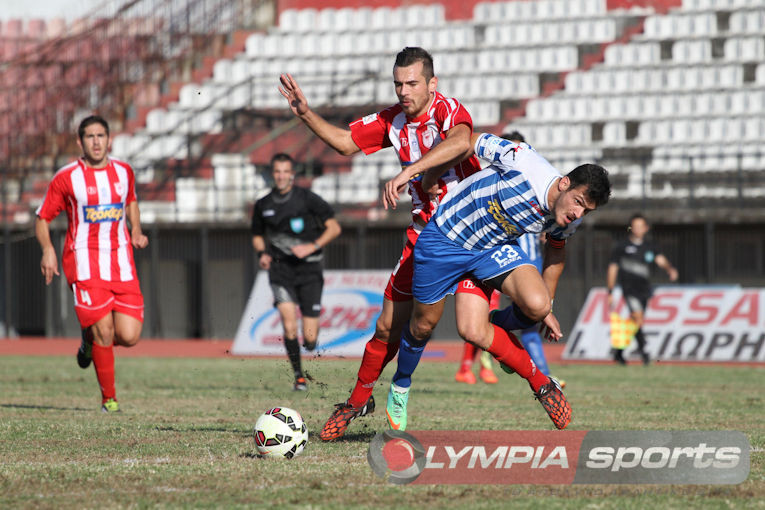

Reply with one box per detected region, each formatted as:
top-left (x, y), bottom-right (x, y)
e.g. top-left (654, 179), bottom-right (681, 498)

top-left (0, 352), bottom-right (763, 509)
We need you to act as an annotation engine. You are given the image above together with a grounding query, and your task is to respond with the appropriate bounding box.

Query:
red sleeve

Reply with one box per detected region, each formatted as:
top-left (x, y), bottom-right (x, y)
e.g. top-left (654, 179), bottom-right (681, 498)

top-left (435, 97), bottom-right (474, 133)
top-left (36, 173), bottom-right (68, 222)
top-left (349, 110), bottom-right (393, 155)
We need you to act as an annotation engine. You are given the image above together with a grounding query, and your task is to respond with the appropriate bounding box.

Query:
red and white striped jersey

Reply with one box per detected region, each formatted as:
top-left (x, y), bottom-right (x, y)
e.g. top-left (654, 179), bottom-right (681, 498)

top-left (349, 91), bottom-right (482, 224)
top-left (36, 158), bottom-right (139, 285)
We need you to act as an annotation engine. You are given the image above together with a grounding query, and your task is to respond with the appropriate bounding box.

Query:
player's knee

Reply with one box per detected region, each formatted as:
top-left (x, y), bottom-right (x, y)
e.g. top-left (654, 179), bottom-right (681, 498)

top-left (115, 325), bottom-right (142, 347)
top-left (520, 295), bottom-right (551, 322)
top-left (281, 325), bottom-right (299, 339)
top-left (457, 322), bottom-right (485, 347)
top-left (118, 333), bottom-right (140, 347)
top-left (410, 316), bottom-right (436, 341)
top-left (374, 316), bottom-right (392, 342)
top-left (303, 330), bottom-right (318, 345)
top-left (93, 323), bottom-right (115, 345)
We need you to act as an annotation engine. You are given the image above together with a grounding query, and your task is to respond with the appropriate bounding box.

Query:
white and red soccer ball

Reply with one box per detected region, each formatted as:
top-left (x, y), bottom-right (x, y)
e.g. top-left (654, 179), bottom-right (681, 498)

top-left (254, 407), bottom-right (308, 459)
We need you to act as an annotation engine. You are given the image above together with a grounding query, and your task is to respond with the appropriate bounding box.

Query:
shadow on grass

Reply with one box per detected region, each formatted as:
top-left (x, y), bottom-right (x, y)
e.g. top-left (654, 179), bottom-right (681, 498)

top-left (155, 425), bottom-right (248, 435)
top-left (329, 430), bottom-right (377, 443)
top-left (1, 403), bottom-right (91, 412)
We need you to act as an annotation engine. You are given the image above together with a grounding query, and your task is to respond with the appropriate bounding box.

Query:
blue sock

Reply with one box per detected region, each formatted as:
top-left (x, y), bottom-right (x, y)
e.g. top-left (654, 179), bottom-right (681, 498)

top-left (391, 325), bottom-right (429, 389)
top-left (491, 303), bottom-right (537, 331)
top-left (521, 327), bottom-right (550, 376)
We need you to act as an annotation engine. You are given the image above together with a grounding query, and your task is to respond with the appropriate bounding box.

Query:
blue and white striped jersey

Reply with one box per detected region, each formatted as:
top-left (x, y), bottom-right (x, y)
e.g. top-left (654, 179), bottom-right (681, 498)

top-left (434, 133), bottom-right (581, 251)
top-left (518, 232), bottom-right (541, 263)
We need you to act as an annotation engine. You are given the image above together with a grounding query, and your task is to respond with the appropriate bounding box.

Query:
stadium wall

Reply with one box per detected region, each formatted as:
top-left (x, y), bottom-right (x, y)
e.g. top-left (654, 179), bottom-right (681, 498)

top-left (3, 221), bottom-right (765, 340)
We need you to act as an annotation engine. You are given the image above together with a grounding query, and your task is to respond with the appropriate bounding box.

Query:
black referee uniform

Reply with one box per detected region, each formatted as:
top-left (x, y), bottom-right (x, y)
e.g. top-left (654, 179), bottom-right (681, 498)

top-left (251, 186), bottom-right (335, 319)
top-left (609, 237), bottom-right (662, 363)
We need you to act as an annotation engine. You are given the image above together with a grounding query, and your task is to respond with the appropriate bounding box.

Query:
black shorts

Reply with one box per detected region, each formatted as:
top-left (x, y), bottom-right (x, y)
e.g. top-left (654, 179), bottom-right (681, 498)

top-left (268, 259), bottom-right (324, 318)
top-left (623, 287), bottom-right (651, 314)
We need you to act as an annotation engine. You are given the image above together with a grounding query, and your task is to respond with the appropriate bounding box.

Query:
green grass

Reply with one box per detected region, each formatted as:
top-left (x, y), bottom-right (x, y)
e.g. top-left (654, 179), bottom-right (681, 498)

top-left (0, 354), bottom-right (763, 509)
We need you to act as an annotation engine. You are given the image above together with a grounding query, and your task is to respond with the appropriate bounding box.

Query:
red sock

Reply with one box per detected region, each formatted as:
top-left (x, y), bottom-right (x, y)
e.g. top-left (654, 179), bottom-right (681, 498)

top-left (92, 343), bottom-right (116, 402)
top-left (348, 337), bottom-right (399, 408)
top-left (486, 325), bottom-right (549, 392)
top-left (459, 342), bottom-right (478, 371)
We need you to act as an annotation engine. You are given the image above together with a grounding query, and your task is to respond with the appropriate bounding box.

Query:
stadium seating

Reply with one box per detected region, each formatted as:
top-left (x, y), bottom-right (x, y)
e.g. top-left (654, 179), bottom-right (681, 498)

top-left (109, 0), bottom-right (649, 219)
top-left (6, 0), bottom-right (765, 224)
top-left (507, 0), bottom-right (765, 202)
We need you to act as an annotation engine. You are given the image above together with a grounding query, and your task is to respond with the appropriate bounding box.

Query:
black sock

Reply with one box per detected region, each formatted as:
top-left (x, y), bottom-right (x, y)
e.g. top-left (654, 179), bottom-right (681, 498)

top-left (284, 337), bottom-right (303, 379)
top-left (634, 329), bottom-right (647, 354)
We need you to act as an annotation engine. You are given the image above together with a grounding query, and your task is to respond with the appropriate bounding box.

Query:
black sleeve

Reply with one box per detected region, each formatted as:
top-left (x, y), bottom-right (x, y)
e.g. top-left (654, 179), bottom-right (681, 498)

top-left (251, 199), bottom-right (264, 236)
top-left (305, 189), bottom-right (335, 224)
top-left (609, 241), bottom-right (623, 265)
top-left (648, 241), bottom-right (663, 265)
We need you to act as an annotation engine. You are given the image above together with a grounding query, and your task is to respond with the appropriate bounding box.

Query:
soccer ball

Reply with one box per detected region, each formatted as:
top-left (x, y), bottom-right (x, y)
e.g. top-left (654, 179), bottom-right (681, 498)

top-left (253, 407), bottom-right (308, 459)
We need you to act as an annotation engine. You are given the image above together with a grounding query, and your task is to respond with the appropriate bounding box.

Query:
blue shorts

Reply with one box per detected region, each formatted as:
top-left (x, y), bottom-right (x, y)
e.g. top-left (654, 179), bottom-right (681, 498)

top-left (412, 220), bottom-right (534, 304)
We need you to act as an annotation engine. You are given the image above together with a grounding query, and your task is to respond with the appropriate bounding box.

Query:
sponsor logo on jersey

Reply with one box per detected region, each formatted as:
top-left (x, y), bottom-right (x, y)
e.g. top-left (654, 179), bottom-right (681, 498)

top-left (83, 203), bottom-right (124, 223)
top-left (487, 199), bottom-right (520, 237)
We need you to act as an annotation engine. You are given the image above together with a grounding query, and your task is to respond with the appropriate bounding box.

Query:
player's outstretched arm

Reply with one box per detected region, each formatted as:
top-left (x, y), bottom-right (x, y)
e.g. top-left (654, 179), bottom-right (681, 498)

top-left (279, 73), bottom-right (360, 156)
top-left (35, 217), bottom-right (59, 285)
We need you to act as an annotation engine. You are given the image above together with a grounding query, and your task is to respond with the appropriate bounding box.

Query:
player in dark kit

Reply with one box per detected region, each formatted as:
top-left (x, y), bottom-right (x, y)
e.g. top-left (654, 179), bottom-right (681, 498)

top-left (607, 214), bottom-right (678, 365)
top-left (252, 153), bottom-right (342, 390)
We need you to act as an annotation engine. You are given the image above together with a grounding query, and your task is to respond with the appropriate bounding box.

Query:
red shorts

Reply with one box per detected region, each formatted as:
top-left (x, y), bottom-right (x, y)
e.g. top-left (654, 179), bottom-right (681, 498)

top-left (455, 279), bottom-right (502, 310)
top-left (384, 224), bottom-right (498, 307)
top-left (71, 279), bottom-right (144, 328)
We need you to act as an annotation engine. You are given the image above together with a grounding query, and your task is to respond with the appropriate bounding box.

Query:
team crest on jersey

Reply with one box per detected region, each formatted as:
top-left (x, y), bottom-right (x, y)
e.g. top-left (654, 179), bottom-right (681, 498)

top-left (86, 186), bottom-right (97, 195)
top-left (290, 217), bottom-right (304, 234)
top-left (113, 182), bottom-right (125, 196)
top-left (422, 129), bottom-right (434, 149)
top-left (645, 251), bottom-right (655, 263)
top-left (83, 203), bottom-right (124, 223)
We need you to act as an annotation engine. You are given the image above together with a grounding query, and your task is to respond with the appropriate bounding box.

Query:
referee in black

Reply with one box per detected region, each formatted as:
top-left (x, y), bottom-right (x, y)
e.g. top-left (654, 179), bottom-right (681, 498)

top-left (252, 153), bottom-right (341, 390)
top-left (607, 214), bottom-right (678, 365)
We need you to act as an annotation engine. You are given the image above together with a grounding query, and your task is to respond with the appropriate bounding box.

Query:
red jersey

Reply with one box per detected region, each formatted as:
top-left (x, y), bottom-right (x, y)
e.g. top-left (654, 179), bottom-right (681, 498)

top-left (349, 91), bottom-right (482, 224)
top-left (36, 158), bottom-right (139, 286)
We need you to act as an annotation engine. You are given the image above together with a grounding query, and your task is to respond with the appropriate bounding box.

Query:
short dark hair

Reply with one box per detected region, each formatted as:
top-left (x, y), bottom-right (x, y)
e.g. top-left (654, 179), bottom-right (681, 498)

top-left (566, 163), bottom-right (611, 207)
top-left (78, 115), bottom-right (109, 140)
top-left (502, 131), bottom-right (526, 143)
top-left (629, 213), bottom-right (647, 225)
top-left (270, 153), bottom-right (294, 168)
top-left (394, 47), bottom-right (434, 81)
